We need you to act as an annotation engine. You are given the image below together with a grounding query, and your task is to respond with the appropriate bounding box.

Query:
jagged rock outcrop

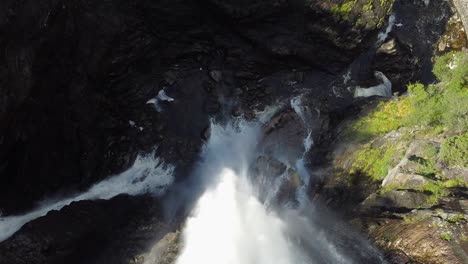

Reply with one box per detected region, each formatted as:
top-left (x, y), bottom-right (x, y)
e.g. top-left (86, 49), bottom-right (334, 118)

top-left (453, 0), bottom-right (468, 35)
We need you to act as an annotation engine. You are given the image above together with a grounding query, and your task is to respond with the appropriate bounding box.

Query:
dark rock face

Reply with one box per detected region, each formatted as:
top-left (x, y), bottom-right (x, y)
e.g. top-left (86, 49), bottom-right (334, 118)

top-left (0, 195), bottom-right (168, 264)
top-left (0, 0), bottom-right (391, 215)
top-left (383, 0), bottom-right (451, 85)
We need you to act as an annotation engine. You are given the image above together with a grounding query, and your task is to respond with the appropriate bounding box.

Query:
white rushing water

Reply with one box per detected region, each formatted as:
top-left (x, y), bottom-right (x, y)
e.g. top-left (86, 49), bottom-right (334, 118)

top-left (174, 108), bottom-right (359, 264)
top-left (376, 13), bottom-right (396, 47)
top-left (176, 168), bottom-right (307, 264)
top-left (354, 71), bottom-right (392, 98)
top-left (0, 154), bottom-right (174, 242)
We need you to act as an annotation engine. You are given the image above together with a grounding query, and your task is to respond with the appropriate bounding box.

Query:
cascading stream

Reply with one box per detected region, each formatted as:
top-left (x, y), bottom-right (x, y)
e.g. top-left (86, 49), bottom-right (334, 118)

top-left (0, 154), bottom-right (174, 242)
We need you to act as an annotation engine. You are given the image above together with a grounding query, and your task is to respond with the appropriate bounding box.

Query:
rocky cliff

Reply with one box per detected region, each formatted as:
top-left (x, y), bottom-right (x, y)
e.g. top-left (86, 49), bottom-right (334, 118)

top-left (0, 0), bottom-right (465, 263)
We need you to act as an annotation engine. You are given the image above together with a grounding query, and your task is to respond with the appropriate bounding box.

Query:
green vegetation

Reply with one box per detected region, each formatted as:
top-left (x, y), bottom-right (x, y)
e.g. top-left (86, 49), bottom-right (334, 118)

top-left (415, 158), bottom-right (437, 179)
top-left (363, 0), bottom-right (373, 11)
top-left (403, 213), bottom-right (430, 224)
top-left (446, 214), bottom-right (465, 224)
top-left (350, 51), bottom-right (468, 141)
top-left (440, 132), bottom-right (468, 167)
top-left (440, 233), bottom-right (452, 241)
top-left (344, 51), bottom-right (467, 204)
top-left (331, 0), bottom-right (357, 21)
top-left (420, 181), bottom-right (449, 205)
top-left (443, 177), bottom-right (466, 188)
top-left (350, 98), bottom-right (411, 141)
top-left (350, 142), bottom-right (397, 181)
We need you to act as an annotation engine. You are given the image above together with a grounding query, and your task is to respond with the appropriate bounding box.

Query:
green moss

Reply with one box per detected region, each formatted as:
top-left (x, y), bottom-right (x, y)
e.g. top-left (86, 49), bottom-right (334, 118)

top-left (440, 132), bottom-right (468, 167)
top-left (443, 177), bottom-right (466, 188)
top-left (351, 142), bottom-right (397, 181)
top-left (331, 0), bottom-right (357, 21)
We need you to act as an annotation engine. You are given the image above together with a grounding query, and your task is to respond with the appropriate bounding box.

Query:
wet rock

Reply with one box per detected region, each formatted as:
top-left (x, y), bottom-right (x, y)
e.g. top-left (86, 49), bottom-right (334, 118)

top-left (251, 155), bottom-right (287, 178)
top-left (260, 109), bottom-right (306, 164)
top-left (209, 70), bottom-right (223, 82)
top-left (144, 232), bottom-right (181, 264)
top-left (389, 0), bottom-right (451, 85)
top-left (0, 195), bottom-right (166, 264)
top-left (377, 39), bottom-right (397, 55)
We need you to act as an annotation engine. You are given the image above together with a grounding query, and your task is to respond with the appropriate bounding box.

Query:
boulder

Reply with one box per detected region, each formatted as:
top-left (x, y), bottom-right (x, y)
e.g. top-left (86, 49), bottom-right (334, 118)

top-left (361, 190), bottom-right (431, 211)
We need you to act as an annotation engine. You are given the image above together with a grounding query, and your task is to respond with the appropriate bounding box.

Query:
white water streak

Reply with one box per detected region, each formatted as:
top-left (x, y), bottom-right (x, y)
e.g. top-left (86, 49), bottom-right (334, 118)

top-left (376, 14), bottom-right (396, 46)
top-left (0, 154), bottom-right (174, 242)
top-left (147, 89), bottom-right (175, 112)
top-left (291, 97), bottom-right (314, 206)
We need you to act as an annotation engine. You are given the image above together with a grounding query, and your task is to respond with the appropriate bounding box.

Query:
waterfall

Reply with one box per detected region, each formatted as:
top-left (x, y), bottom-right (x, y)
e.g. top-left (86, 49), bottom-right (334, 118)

top-left (176, 168), bottom-right (307, 264)
top-left (0, 154), bottom-right (174, 242)
top-left (173, 110), bottom-right (378, 264)
top-left (354, 71), bottom-right (392, 98)
top-left (291, 96), bottom-right (314, 206)
top-left (376, 14), bottom-right (396, 47)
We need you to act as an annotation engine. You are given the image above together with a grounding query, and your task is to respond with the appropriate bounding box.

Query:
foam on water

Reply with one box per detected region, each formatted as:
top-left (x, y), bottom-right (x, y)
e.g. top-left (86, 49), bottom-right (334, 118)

top-left (0, 154), bottom-right (174, 242)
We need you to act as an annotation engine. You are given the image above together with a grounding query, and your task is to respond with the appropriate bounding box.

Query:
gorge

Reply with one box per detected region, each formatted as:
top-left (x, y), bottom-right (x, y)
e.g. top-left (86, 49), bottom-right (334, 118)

top-left (0, 0), bottom-right (467, 263)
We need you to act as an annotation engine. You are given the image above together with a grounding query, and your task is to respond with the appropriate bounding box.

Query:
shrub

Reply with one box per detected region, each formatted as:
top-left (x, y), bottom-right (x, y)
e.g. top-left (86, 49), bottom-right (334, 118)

top-left (440, 132), bottom-right (468, 167)
top-left (405, 83), bottom-right (443, 128)
top-left (433, 51), bottom-right (468, 91)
